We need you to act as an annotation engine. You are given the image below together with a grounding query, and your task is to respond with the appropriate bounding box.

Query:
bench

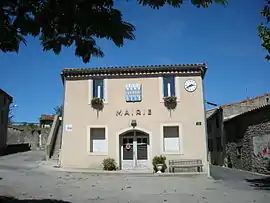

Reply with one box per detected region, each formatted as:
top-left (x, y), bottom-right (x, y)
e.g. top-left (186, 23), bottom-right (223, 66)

top-left (169, 159), bottom-right (203, 173)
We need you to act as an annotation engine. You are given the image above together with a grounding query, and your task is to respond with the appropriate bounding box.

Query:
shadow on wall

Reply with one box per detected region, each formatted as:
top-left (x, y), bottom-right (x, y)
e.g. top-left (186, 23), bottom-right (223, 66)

top-left (0, 196), bottom-right (70, 203)
top-left (246, 177), bottom-right (270, 190)
top-left (1, 144), bottom-right (31, 156)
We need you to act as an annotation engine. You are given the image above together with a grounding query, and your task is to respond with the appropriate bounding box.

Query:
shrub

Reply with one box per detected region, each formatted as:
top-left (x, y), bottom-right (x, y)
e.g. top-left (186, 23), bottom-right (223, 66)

top-left (152, 155), bottom-right (167, 173)
top-left (102, 158), bottom-right (117, 171)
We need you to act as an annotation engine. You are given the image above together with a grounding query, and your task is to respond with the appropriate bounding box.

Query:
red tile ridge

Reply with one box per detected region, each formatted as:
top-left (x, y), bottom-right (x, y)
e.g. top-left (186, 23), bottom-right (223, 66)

top-left (221, 93), bottom-right (270, 108)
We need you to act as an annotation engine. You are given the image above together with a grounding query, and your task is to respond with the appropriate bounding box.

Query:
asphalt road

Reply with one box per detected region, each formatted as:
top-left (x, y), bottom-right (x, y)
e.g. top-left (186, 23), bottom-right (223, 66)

top-left (210, 164), bottom-right (270, 190)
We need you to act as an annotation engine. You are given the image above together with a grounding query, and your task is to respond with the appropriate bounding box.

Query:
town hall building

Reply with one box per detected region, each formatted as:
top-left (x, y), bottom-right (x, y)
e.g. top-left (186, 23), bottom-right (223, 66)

top-left (60, 63), bottom-right (208, 173)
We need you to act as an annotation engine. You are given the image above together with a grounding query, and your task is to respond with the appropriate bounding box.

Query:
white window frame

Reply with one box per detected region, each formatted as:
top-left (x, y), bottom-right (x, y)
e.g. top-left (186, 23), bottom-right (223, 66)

top-left (160, 123), bottom-right (183, 154)
top-left (87, 125), bottom-right (108, 155)
top-left (159, 76), bottom-right (180, 103)
top-left (88, 79), bottom-right (108, 104)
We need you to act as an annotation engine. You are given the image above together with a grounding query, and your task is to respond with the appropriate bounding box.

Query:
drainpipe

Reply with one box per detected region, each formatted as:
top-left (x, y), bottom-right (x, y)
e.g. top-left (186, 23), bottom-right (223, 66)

top-left (131, 120), bottom-right (137, 169)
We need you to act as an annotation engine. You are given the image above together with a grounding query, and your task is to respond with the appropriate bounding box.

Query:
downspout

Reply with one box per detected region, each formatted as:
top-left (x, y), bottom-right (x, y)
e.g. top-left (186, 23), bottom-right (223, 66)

top-left (201, 65), bottom-right (211, 177)
top-left (58, 73), bottom-right (66, 167)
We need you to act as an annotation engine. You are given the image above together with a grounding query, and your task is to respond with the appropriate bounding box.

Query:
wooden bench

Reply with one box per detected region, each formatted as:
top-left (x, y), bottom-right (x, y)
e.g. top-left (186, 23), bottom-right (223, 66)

top-left (169, 159), bottom-right (203, 173)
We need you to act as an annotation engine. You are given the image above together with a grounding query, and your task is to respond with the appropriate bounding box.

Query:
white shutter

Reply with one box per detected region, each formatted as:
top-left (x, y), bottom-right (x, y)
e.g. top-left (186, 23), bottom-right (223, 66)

top-left (164, 137), bottom-right (179, 152)
top-left (159, 77), bottom-right (164, 101)
top-left (92, 139), bottom-right (107, 153)
top-left (104, 79), bottom-right (108, 103)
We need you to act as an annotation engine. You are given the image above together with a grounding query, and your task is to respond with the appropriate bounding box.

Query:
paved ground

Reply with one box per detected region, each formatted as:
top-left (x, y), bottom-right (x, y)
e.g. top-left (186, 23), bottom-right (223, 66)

top-left (0, 151), bottom-right (270, 203)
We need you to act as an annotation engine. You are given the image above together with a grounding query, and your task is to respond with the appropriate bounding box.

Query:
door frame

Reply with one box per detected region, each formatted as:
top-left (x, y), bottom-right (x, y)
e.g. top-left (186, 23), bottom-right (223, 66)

top-left (120, 133), bottom-right (150, 170)
top-left (117, 127), bottom-right (152, 170)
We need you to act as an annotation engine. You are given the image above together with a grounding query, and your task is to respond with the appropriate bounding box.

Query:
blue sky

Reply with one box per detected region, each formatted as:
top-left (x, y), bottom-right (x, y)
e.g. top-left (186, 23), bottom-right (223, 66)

top-left (0, 0), bottom-right (269, 122)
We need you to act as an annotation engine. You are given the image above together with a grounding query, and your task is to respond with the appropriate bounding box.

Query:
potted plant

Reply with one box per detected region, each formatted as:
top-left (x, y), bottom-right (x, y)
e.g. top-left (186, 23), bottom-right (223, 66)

top-left (91, 97), bottom-right (104, 111)
top-left (152, 155), bottom-right (167, 173)
top-left (163, 96), bottom-right (177, 110)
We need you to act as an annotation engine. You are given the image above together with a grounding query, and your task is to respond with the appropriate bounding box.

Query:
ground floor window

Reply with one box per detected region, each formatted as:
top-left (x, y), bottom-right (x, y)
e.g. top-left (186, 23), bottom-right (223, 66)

top-left (90, 128), bottom-right (107, 153)
top-left (163, 126), bottom-right (180, 153)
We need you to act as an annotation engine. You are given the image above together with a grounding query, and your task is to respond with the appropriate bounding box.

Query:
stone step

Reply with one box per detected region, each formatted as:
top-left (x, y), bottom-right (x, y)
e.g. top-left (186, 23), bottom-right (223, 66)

top-left (50, 123), bottom-right (62, 160)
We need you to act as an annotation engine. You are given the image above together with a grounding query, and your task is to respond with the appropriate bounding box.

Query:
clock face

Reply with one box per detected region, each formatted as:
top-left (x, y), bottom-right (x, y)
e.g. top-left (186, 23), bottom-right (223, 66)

top-left (184, 80), bottom-right (197, 92)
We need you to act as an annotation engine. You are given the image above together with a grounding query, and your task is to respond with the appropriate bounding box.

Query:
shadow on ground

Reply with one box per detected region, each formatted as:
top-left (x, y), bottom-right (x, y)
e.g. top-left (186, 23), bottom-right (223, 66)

top-left (246, 177), bottom-right (270, 190)
top-left (0, 144), bottom-right (30, 157)
top-left (0, 196), bottom-right (70, 202)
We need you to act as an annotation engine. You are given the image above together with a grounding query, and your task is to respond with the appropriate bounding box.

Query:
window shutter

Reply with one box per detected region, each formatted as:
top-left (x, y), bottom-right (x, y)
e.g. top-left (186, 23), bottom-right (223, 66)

top-left (163, 77), bottom-right (168, 97)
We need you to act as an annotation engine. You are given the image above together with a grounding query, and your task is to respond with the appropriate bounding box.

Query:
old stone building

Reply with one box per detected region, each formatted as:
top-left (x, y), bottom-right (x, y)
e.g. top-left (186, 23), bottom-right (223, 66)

top-left (40, 114), bottom-right (55, 128)
top-left (206, 107), bottom-right (224, 165)
top-left (206, 93), bottom-right (270, 166)
top-left (224, 104), bottom-right (270, 174)
top-left (222, 93), bottom-right (270, 120)
top-left (0, 89), bottom-right (12, 155)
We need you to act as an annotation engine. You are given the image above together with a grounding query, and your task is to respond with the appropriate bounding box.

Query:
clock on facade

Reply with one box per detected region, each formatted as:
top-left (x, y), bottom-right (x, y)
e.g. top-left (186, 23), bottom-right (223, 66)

top-left (184, 80), bottom-right (197, 92)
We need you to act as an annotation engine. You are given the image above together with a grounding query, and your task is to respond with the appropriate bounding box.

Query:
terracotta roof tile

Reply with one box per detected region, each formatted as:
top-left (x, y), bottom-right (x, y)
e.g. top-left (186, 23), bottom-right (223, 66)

top-left (61, 63), bottom-right (207, 79)
top-left (221, 93), bottom-right (270, 108)
top-left (39, 114), bottom-right (55, 121)
top-left (224, 104), bottom-right (270, 123)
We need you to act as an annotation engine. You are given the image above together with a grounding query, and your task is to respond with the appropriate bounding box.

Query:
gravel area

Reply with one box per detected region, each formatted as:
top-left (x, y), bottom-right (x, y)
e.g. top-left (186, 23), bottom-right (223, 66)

top-left (0, 151), bottom-right (269, 203)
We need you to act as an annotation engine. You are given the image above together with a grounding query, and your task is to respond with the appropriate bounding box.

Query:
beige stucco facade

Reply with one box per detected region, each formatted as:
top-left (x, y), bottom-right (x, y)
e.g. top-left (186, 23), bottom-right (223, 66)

top-left (60, 64), bottom-right (208, 173)
top-left (0, 89), bottom-right (12, 155)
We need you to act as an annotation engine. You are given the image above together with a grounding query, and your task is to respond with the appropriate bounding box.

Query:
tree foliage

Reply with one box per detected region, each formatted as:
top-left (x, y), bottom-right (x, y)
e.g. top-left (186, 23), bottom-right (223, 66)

top-left (8, 103), bottom-right (15, 124)
top-left (15, 0), bottom-right (270, 63)
top-left (54, 105), bottom-right (63, 116)
top-left (258, 0), bottom-right (270, 60)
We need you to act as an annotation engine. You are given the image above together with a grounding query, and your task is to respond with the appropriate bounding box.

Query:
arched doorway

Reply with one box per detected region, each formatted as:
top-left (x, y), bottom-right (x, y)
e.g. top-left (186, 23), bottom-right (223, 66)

top-left (119, 130), bottom-right (150, 170)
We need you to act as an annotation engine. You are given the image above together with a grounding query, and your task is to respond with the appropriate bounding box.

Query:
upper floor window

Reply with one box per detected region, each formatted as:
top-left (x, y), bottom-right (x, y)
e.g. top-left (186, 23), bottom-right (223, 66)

top-left (93, 79), bottom-right (104, 99)
top-left (163, 76), bottom-right (175, 97)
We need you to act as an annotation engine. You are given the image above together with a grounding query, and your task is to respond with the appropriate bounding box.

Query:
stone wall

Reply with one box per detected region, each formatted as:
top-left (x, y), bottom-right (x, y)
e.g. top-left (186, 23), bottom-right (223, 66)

top-left (7, 127), bottom-right (50, 150)
top-left (224, 105), bottom-right (270, 175)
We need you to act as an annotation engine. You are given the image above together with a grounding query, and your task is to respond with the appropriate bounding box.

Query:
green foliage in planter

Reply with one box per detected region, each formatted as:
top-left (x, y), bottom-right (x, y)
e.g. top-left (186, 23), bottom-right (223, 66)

top-left (91, 97), bottom-right (104, 110)
top-left (102, 158), bottom-right (117, 171)
top-left (163, 96), bottom-right (177, 110)
top-left (152, 155), bottom-right (167, 173)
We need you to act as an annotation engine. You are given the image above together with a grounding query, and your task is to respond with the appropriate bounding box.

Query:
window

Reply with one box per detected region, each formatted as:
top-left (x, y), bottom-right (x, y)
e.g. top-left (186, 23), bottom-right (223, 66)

top-left (236, 146), bottom-right (242, 159)
top-left (90, 128), bottom-right (107, 153)
top-left (163, 76), bottom-right (175, 97)
top-left (92, 79), bottom-right (104, 99)
top-left (163, 126), bottom-right (180, 153)
top-left (208, 139), bottom-right (213, 152)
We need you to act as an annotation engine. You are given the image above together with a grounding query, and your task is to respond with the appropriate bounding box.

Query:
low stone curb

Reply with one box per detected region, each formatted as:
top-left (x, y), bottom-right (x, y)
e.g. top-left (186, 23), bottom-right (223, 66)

top-left (39, 161), bottom-right (208, 176)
